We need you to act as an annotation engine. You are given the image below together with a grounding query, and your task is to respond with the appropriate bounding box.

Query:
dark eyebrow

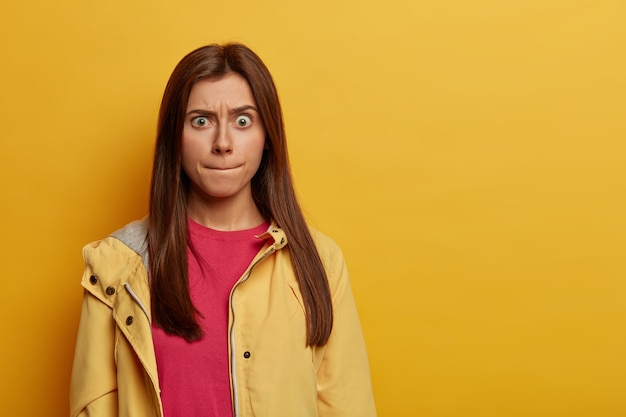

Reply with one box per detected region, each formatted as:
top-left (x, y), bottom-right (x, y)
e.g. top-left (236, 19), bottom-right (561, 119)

top-left (229, 105), bottom-right (259, 115)
top-left (186, 105), bottom-right (259, 117)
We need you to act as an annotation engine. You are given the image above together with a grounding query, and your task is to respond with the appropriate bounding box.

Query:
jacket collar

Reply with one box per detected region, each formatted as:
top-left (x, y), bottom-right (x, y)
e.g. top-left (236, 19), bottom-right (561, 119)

top-left (111, 217), bottom-right (288, 256)
top-left (257, 222), bottom-right (288, 250)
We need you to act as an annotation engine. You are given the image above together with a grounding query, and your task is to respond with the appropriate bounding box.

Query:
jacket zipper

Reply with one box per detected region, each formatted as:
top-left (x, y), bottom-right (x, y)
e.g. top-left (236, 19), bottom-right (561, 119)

top-left (230, 246), bottom-right (275, 417)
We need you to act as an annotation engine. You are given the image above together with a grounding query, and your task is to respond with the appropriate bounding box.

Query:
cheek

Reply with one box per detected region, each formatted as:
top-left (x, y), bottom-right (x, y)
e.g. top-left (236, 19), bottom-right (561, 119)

top-left (250, 135), bottom-right (267, 166)
top-left (181, 134), bottom-right (202, 173)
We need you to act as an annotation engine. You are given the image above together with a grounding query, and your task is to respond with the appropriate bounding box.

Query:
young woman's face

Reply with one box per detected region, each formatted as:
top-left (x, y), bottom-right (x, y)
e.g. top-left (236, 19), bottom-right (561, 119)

top-left (181, 73), bottom-right (266, 205)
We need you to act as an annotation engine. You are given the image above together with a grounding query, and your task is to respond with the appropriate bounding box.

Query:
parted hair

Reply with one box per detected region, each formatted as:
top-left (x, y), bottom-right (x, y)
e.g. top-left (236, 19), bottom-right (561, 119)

top-left (147, 43), bottom-right (333, 346)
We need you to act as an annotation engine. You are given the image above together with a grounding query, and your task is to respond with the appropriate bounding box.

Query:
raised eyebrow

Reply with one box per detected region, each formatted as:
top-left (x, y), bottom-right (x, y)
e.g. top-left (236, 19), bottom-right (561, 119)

top-left (185, 105), bottom-right (259, 118)
top-left (229, 105), bottom-right (259, 115)
top-left (186, 109), bottom-right (215, 117)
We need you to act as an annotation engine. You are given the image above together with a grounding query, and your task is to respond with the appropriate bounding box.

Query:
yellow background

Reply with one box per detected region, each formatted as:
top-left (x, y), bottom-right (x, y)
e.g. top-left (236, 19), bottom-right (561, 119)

top-left (1, 0), bottom-right (624, 416)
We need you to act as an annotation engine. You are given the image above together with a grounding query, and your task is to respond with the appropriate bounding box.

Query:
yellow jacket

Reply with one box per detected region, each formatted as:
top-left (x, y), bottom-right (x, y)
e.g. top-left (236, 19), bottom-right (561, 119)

top-left (70, 219), bottom-right (377, 417)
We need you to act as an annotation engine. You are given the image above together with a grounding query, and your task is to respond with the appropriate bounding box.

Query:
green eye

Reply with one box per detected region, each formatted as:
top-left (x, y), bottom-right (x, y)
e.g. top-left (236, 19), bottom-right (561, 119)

top-left (235, 115), bottom-right (252, 127)
top-left (191, 116), bottom-right (209, 127)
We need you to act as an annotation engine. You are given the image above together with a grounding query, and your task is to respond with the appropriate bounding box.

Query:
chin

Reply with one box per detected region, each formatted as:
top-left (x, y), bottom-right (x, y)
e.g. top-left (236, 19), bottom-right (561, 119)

top-left (205, 189), bottom-right (242, 200)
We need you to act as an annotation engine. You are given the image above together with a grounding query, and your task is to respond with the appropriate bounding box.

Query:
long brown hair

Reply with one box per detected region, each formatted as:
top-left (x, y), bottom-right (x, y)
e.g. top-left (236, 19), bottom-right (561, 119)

top-left (148, 43), bottom-right (333, 346)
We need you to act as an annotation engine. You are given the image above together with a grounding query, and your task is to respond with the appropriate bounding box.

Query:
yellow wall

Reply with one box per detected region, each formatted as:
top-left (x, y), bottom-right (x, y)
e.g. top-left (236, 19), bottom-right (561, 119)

top-left (1, 1), bottom-right (624, 416)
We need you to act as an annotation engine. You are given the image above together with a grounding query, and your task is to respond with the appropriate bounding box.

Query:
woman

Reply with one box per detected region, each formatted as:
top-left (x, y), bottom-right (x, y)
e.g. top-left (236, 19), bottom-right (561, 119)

top-left (70, 43), bottom-right (376, 417)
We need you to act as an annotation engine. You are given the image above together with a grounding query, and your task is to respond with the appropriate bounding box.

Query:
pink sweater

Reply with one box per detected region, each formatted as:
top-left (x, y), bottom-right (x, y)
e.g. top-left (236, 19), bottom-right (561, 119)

top-left (152, 218), bottom-right (269, 417)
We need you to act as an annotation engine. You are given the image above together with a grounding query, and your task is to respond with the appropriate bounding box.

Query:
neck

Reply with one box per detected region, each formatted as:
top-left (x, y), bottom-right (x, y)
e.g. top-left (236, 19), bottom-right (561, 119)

top-left (187, 191), bottom-right (265, 231)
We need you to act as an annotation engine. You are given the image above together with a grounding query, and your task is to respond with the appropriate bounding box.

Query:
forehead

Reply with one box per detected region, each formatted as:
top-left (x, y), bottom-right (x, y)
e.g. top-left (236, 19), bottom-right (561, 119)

top-left (186, 73), bottom-right (256, 108)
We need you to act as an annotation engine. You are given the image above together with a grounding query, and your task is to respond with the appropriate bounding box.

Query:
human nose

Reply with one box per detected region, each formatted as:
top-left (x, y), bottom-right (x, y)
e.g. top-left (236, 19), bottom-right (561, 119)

top-left (212, 124), bottom-right (232, 154)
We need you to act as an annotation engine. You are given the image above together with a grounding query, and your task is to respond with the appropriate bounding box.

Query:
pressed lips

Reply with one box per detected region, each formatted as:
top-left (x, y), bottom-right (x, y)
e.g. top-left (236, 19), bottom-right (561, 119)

top-left (204, 164), bottom-right (243, 170)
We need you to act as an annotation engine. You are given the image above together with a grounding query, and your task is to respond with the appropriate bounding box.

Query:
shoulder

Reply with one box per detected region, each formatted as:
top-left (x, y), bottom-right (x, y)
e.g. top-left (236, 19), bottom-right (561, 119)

top-left (83, 217), bottom-right (148, 258)
top-left (308, 227), bottom-right (343, 259)
top-left (81, 217), bottom-right (149, 288)
top-left (109, 217), bottom-right (148, 258)
top-left (307, 227), bottom-right (349, 287)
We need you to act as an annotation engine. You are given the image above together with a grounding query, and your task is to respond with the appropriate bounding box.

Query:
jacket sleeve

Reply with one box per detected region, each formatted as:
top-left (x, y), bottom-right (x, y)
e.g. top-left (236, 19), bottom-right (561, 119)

top-left (315, 240), bottom-right (377, 417)
top-left (70, 282), bottom-right (119, 416)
